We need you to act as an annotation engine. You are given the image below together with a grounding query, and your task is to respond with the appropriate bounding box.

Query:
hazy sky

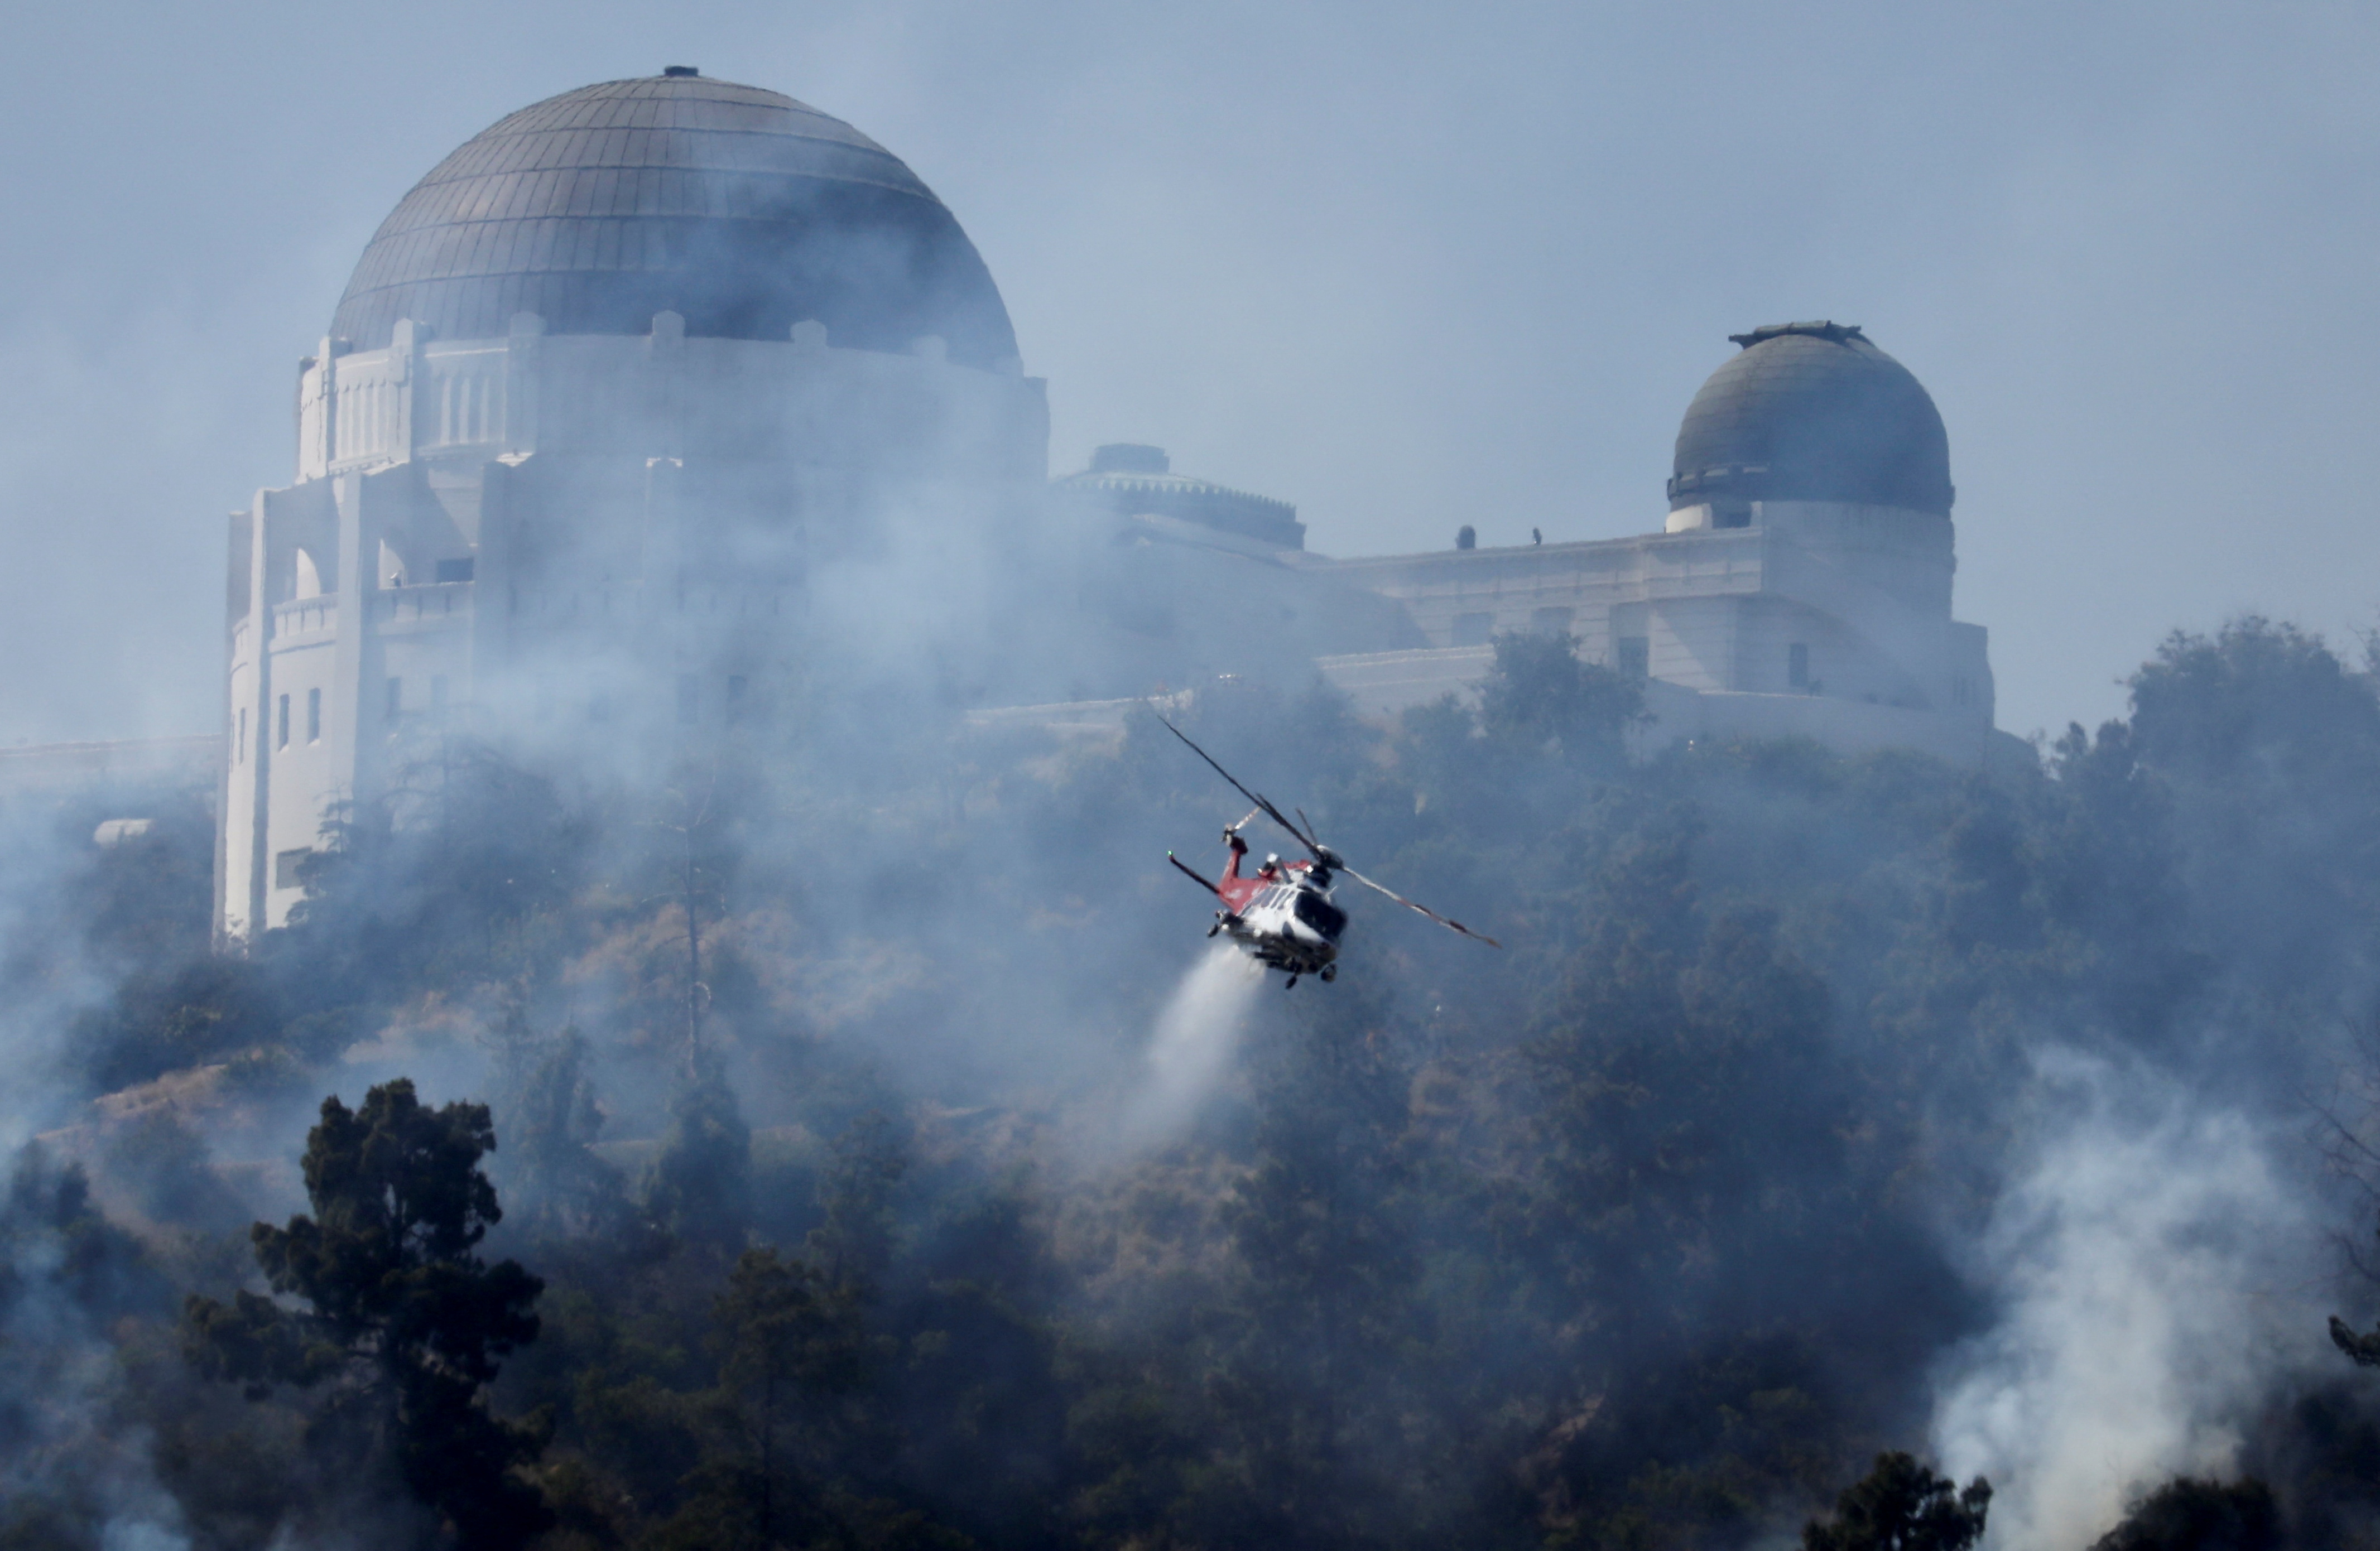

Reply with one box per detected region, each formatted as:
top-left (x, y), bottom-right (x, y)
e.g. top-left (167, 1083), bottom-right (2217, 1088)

top-left (4, 1), bottom-right (2376, 743)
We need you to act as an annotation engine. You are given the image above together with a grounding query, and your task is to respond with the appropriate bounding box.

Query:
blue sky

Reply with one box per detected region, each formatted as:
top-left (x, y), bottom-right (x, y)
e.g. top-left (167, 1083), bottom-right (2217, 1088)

top-left (3, 1), bottom-right (2375, 740)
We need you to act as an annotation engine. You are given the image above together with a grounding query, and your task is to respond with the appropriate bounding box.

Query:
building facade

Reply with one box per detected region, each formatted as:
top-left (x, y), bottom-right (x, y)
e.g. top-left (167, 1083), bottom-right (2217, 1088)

top-left (1050, 322), bottom-right (2021, 770)
top-left (1308, 321), bottom-right (2022, 768)
top-left (216, 72), bottom-right (1049, 939)
top-left (216, 71), bottom-right (2023, 942)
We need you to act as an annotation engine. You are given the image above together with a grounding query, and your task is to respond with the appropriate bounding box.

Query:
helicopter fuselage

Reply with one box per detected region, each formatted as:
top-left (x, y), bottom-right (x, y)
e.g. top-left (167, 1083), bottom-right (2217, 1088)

top-left (1190, 839), bottom-right (1348, 985)
top-left (1217, 875), bottom-right (1347, 981)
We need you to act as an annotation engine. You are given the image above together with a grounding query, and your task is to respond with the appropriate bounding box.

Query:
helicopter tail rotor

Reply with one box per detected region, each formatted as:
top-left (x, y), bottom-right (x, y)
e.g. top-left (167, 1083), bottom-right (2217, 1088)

top-left (1157, 715), bottom-right (1325, 866)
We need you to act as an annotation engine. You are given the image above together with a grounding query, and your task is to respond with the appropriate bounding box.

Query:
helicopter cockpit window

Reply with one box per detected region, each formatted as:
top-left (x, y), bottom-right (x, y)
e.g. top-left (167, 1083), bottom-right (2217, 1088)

top-left (1293, 892), bottom-right (1348, 937)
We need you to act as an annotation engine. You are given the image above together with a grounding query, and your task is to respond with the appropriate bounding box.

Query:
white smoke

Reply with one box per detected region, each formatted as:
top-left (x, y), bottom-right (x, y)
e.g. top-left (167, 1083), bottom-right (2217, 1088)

top-left (1930, 1047), bottom-right (2319, 1551)
top-left (0, 1161), bottom-right (195, 1550)
top-left (98, 1492), bottom-right (191, 1551)
top-left (1113, 944), bottom-right (1266, 1153)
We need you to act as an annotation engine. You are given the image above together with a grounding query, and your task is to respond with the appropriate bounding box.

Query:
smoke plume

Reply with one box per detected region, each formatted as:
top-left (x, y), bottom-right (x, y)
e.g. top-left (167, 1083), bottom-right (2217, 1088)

top-left (1932, 1048), bottom-right (2322, 1551)
top-left (1113, 942), bottom-right (1266, 1154)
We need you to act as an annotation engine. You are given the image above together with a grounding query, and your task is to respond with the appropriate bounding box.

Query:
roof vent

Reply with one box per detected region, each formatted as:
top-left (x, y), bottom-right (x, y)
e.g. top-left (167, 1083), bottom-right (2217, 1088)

top-left (1090, 443), bottom-right (1169, 475)
top-left (1728, 320), bottom-right (1865, 349)
top-left (662, 65), bottom-right (700, 77)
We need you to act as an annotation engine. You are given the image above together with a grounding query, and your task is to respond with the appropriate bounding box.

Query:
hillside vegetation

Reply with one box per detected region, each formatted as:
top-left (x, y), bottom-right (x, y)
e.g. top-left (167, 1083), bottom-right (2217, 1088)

top-left (8, 619), bottom-right (2380, 1551)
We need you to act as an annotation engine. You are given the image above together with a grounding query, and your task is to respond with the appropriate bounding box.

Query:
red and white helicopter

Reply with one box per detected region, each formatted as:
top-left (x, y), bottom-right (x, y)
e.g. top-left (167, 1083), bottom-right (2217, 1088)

top-left (1158, 716), bottom-right (1500, 986)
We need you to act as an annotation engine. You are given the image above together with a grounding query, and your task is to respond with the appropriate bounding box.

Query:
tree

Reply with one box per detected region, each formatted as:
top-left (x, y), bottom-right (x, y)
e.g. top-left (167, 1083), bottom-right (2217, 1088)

top-left (806, 1111), bottom-right (908, 1301)
top-left (182, 1078), bottom-right (550, 1549)
top-left (2125, 618), bottom-right (2380, 1010)
top-left (1527, 812), bottom-right (1828, 1331)
top-left (642, 1061), bottom-right (754, 1256)
top-left (1198, 981), bottom-right (1421, 1548)
top-left (647, 1241), bottom-right (902, 1551)
top-left (285, 743), bottom-right (592, 1009)
top-left (2330, 1308), bottom-right (2380, 1369)
top-left (2038, 718), bottom-right (2204, 1039)
top-left (647, 766), bottom-right (729, 1077)
top-left (1479, 630), bottom-right (1647, 771)
top-left (710, 1247), bottom-right (862, 1546)
top-left (2088, 1477), bottom-right (2278, 1551)
top-left (0, 1147), bottom-right (175, 1539)
top-left (1802, 1452), bottom-right (1989, 1551)
top-left (498, 1028), bottom-right (628, 1240)
top-left (74, 953), bottom-right (285, 1095)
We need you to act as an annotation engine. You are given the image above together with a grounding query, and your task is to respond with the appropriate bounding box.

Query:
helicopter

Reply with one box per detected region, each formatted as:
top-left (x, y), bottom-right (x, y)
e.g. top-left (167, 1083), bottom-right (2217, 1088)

top-left (1157, 716), bottom-right (1500, 986)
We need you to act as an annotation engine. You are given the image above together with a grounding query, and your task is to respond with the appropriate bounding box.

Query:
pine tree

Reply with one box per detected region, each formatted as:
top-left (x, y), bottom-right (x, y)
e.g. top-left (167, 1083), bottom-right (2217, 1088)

top-left (1802, 1452), bottom-right (1989, 1551)
top-left (182, 1078), bottom-right (550, 1549)
top-left (642, 1061), bottom-right (754, 1256)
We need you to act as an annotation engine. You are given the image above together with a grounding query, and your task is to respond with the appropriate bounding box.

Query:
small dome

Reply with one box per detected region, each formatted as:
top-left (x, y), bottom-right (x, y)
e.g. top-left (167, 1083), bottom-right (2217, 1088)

top-left (1669, 322), bottom-right (1951, 515)
top-left (1055, 447), bottom-right (1305, 550)
top-left (331, 71), bottom-right (1018, 368)
top-left (1089, 443), bottom-right (1170, 475)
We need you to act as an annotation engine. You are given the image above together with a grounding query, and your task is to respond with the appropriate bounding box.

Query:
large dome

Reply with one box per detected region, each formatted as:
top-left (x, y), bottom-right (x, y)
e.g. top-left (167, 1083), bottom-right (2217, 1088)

top-left (330, 70), bottom-right (1019, 369)
top-left (1669, 321), bottom-right (1951, 515)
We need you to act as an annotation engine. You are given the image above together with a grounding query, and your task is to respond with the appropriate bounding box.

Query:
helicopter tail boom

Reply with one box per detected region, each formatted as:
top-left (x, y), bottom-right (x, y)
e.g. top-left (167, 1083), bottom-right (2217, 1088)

top-left (1166, 851), bottom-right (1223, 896)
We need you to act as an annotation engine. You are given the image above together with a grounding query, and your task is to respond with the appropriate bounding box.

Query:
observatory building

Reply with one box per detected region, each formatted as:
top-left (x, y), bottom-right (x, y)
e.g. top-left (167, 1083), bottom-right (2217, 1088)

top-left (215, 68), bottom-right (2021, 942)
top-left (1306, 320), bottom-right (2025, 770)
top-left (216, 71), bottom-right (1049, 938)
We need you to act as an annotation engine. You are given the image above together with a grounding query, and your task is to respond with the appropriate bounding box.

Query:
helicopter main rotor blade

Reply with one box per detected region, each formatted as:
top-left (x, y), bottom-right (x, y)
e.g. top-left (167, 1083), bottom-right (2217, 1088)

top-left (1341, 866), bottom-right (1503, 948)
top-left (1156, 715), bottom-right (1323, 859)
top-left (1295, 807), bottom-right (1326, 854)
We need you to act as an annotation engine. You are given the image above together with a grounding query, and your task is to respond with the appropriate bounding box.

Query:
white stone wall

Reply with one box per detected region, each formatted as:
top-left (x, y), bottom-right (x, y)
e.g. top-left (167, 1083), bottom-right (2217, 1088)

top-left (294, 317), bottom-right (1046, 489)
top-left (1306, 498), bottom-right (2004, 772)
top-left (220, 314), bottom-right (1051, 942)
top-left (1319, 529), bottom-right (1767, 662)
